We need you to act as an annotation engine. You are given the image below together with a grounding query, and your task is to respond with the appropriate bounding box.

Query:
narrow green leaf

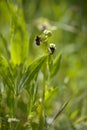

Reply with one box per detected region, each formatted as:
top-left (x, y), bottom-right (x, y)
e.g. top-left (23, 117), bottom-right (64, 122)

top-left (51, 53), bottom-right (62, 77)
top-left (53, 100), bottom-right (69, 121)
top-left (0, 33), bottom-right (10, 59)
top-left (0, 55), bottom-right (15, 93)
top-left (45, 87), bottom-right (57, 105)
top-left (18, 55), bottom-right (47, 94)
top-left (47, 100), bottom-right (69, 125)
top-left (0, 55), bottom-right (8, 72)
top-left (9, 2), bottom-right (29, 65)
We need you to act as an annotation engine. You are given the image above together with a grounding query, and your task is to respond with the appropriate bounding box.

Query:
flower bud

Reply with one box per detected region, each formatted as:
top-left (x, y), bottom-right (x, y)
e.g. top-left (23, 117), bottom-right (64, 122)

top-left (48, 43), bottom-right (56, 54)
top-left (43, 30), bottom-right (52, 37)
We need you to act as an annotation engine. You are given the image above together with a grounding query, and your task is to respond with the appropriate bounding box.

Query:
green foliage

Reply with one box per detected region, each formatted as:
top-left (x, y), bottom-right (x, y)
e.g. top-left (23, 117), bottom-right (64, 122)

top-left (18, 55), bottom-right (47, 94)
top-left (50, 53), bottom-right (62, 77)
top-left (0, 0), bottom-right (87, 130)
top-left (0, 56), bottom-right (14, 93)
top-left (10, 8), bottom-right (28, 65)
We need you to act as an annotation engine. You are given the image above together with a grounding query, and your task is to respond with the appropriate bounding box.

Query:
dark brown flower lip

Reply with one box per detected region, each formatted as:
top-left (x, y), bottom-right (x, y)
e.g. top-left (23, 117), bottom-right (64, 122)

top-left (49, 47), bottom-right (55, 54)
top-left (35, 36), bottom-right (41, 45)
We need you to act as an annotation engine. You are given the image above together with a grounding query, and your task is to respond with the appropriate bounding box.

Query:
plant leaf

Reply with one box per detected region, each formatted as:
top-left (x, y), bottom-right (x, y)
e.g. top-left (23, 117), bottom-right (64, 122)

top-left (47, 100), bottom-right (69, 125)
top-left (0, 33), bottom-right (10, 59)
top-left (18, 55), bottom-right (47, 94)
top-left (51, 53), bottom-right (62, 77)
top-left (9, 2), bottom-right (29, 65)
top-left (45, 87), bottom-right (57, 105)
top-left (0, 55), bottom-right (15, 93)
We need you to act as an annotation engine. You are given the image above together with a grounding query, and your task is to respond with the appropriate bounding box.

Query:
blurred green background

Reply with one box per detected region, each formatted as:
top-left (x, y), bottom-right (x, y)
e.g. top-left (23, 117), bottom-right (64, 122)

top-left (0, 0), bottom-right (87, 129)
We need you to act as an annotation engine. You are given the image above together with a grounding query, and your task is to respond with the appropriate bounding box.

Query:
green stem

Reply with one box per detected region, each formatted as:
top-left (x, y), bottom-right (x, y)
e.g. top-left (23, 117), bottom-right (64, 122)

top-left (39, 61), bottom-right (47, 130)
top-left (13, 95), bottom-right (18, 117)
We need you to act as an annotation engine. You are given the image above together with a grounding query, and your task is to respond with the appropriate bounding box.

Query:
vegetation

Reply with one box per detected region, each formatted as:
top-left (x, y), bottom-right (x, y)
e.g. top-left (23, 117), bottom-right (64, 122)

top-left (0, 0), bottom-right (87, 130)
